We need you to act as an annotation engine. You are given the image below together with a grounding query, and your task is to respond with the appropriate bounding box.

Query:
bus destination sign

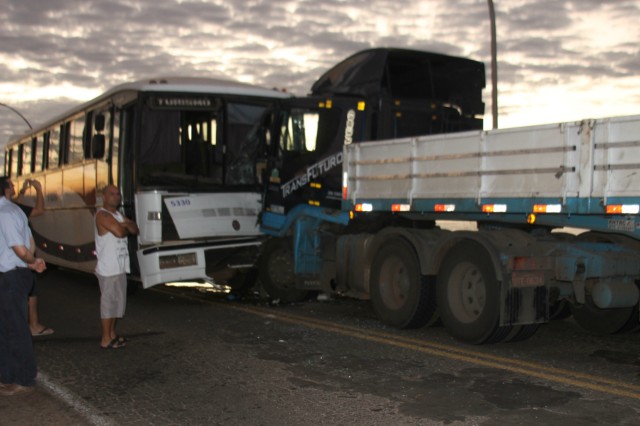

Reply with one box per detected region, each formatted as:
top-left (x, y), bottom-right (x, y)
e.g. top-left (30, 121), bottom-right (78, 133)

top-left (148, 96), bottom-right (220, 110)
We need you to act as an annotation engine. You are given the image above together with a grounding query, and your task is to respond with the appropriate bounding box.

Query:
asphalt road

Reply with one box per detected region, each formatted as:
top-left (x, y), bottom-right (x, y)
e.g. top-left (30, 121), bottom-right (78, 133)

top-left (10, 267), bottom-right (640, 425)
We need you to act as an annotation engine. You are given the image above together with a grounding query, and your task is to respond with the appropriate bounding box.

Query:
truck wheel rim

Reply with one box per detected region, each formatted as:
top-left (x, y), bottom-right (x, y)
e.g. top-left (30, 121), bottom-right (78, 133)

top-left (379, 256), bottom-right (409, 310)
top-left (447, 261), bottom-right (486, 323)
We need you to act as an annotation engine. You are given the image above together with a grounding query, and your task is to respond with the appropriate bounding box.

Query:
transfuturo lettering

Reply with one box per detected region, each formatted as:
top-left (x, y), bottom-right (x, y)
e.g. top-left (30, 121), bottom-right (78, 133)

top-left (281, 152), bottom-right (343, 198)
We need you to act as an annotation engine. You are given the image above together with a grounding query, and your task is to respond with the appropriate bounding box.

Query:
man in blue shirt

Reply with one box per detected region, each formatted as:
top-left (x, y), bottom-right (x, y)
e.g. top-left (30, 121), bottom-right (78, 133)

top-left (6, 178), bottom-right (53, 336)
top-left (0, 176), bottom-right (46, 396)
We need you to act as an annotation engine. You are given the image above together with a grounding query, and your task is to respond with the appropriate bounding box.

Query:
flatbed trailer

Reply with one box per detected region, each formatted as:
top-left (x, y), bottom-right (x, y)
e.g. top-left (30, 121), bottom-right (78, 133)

top-left (260, 114), bottom-right (640, 343)
top-left (345, 115), bottom-right (640, 231)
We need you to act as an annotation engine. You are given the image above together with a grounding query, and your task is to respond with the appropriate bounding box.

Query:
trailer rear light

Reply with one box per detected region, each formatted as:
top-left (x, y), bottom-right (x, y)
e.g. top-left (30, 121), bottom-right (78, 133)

top-left (482, 204), bottom-right (507, 213)
top-left (342, 172), bottom-right (348, 200)
top-left (606, 204), bottom-right (640, 214)
top-left (308, 200), bottom-right (320, 206)
top-left (310, 182), bottom-right (322, 189)
top-left (511, 256), bottom-right (553, 270)
top-left (533, 204), bottom-right (562, 213)
top-left (391, 203), bottom-right (411, 212)
top-left (434, 204), bottom-right (456, 212)
top-left (355, 203), bottom-right (373, 212)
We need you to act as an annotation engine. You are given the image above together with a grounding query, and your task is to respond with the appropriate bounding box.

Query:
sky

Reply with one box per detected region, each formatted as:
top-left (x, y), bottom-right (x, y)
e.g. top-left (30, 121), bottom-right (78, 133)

top-left (1, 0), bottom-right (640, 160)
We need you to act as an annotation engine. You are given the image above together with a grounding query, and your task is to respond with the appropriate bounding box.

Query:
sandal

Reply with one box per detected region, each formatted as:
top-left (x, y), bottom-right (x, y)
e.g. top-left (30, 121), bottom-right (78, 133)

top-left (32, 327), bottom-right (54, 337)
top-left (101, 338), bottom-right (126, 349)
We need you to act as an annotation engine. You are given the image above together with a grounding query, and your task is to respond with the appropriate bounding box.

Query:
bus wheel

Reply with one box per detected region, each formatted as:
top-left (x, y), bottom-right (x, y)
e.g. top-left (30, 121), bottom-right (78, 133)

top-left (437, 240), bottom-right (511, 344)
top-left (258, 238), bottom-right (310, 303)
top-left (370, 237), bottom-right (438, 329)
top-left (569, 297), bottom-right (639, 334)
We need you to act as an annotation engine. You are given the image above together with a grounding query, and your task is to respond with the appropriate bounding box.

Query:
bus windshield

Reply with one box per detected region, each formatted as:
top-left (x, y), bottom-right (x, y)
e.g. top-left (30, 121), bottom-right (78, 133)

top-left (138, 99), bottom-right (267, 189)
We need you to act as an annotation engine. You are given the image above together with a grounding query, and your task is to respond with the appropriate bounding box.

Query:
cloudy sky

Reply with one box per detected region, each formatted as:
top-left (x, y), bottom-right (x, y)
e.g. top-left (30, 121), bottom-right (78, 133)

top-left (1, 0), bottom-right (639, 158)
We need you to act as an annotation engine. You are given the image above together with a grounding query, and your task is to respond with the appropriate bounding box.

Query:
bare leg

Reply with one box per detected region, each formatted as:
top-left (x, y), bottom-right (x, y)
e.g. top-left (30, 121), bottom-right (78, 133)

top-left (101, 318), bottom-right (125, 348)
top-left (29, 296), bottom-right (53, 336)
top-left (110, 318), bottom-right (118, 341)
top-left (101, 318), bottom-right (115, 346)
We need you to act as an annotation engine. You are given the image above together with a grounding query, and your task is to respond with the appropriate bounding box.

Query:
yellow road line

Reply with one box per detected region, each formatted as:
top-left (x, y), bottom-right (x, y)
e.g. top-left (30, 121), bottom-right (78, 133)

top-left (234, 305), bottom-right (640, 400)
top-left (155, 287), bottom-right (640, 400)
top-left (269, 308), bottom-right (640, 393)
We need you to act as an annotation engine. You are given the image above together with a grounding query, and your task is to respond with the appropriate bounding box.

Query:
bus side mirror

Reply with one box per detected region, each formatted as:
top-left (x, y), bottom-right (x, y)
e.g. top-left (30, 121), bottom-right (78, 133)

top-left (92, 134), bottom-right (105, 158)
top-left (95, 114), bottom-right (105, 132)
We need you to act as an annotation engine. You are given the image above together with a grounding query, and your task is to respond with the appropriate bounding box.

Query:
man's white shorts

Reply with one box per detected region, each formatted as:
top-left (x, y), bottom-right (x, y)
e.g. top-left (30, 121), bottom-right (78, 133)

top-left (96, 273), bottom-right (127, 319)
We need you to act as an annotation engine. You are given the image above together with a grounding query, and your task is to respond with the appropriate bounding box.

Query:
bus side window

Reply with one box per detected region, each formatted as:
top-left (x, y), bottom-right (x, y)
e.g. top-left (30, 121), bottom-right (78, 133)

top-left (110, 108), bottom-right (121, 185)
top-left (42, 132), bottom-right (50, 170)
top-left (23, 139), bottom-right (33, 175)
top-left (9, 147), bottom-right (17, 178)
top-left (23, 140), bottom-right (30, 175)
top-left (69, 115), bottom-right (85, 163)
top-left (32, 136), bottom-right (41, 173)
top-left (17, 143), bottom-right (24, 176)
top-left (48, 127), bottom-right (60, 169)
top-left (56, 124), bottom-right (68, 167)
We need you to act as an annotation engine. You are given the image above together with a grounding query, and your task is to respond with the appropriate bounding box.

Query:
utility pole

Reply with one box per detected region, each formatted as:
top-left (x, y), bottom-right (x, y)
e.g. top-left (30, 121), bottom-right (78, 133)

top-left (487, 0), bottom-right (498, 129)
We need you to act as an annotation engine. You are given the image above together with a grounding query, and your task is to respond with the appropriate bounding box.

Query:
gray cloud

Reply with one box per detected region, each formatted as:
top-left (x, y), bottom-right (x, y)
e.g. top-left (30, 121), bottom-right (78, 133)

top-left (500, 0), bottom-right (573, 32)
top-left (1, 0), bottom-right (639, 154)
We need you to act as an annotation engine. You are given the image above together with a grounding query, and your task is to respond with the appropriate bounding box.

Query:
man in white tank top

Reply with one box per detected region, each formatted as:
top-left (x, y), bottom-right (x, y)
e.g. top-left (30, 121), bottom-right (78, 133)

top-left (95, 185), bottom-right (139, 349)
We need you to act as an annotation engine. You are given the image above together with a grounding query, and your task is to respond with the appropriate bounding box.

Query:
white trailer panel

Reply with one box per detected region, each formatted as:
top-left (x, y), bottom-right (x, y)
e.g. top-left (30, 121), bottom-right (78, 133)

top-left (346, 115), bottom-right (640, 212)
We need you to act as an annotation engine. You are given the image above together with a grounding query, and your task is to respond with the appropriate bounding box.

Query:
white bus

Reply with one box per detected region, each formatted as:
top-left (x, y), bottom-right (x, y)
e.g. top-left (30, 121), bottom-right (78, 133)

top-left (3, 77), bottom-right (290, 289)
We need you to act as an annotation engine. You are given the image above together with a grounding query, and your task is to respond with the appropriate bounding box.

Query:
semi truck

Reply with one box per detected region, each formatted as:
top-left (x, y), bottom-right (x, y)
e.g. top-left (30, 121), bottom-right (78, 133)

top-left (258, 50), bottom-right (640, 344)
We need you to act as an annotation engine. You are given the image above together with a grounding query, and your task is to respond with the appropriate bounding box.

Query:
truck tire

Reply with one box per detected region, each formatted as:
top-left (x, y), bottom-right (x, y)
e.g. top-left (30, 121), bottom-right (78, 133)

top-left (437, 240), bottom-right (512, 344)
top-left (570, 231), bottom-right (640, 334)
top-left (549, 300), bottom-right (572, 321)
top-left (569, 297), bottom-right (639, 335)
top-left (258, 238), bottom-right (311, 303)
top-left (503, 324), bottom-right (540, 343)
top-left (370, 237), bottom-right (438, 329)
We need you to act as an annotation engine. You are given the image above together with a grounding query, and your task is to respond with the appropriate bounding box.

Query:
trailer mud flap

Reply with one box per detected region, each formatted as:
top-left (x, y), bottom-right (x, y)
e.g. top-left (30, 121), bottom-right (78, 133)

top-left (501, 272), bottom-right (549, 326)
